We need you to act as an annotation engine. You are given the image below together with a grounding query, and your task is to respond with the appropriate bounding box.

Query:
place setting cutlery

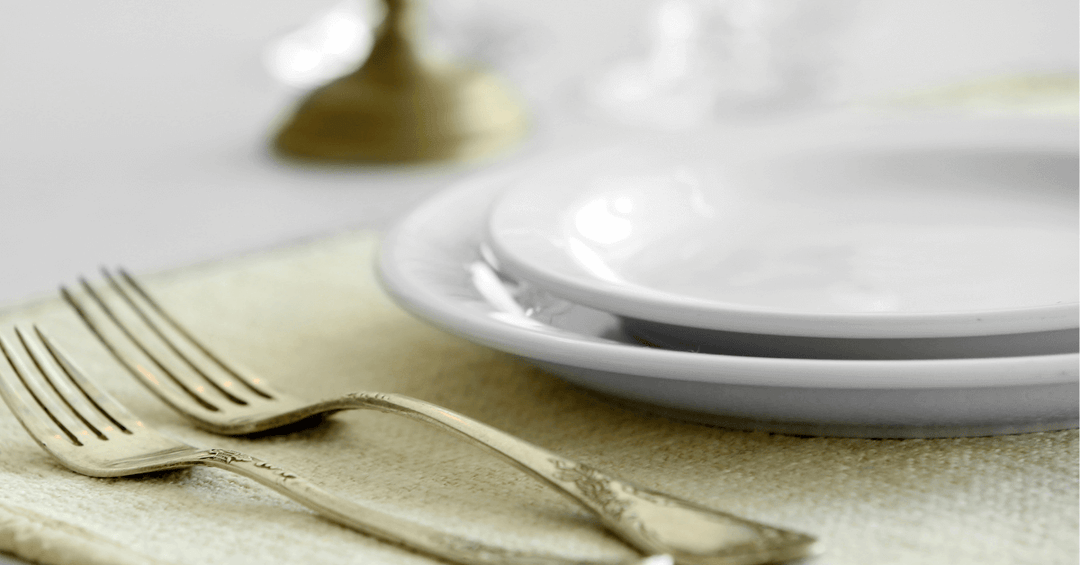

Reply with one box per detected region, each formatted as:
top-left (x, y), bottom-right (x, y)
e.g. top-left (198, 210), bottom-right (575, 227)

top-left (0, 269), bottom-right (820, 565)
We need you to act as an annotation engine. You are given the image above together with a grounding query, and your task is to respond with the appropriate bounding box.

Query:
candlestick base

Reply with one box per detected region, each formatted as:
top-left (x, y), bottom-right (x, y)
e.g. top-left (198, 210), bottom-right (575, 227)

top-left (273, 0), bottom-right (528, 163)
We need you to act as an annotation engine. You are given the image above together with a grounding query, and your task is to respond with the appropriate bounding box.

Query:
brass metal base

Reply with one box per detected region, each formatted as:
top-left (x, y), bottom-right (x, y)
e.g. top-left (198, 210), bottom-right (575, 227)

top-left (273, 0), bottom-right (528, 163)
top-left (274, 62), bottom-right (528, 163)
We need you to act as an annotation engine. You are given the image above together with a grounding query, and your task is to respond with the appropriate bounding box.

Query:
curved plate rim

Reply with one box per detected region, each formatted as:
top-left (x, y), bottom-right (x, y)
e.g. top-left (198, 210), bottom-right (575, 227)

top-left (376, 162), bottom-right (1079, 392)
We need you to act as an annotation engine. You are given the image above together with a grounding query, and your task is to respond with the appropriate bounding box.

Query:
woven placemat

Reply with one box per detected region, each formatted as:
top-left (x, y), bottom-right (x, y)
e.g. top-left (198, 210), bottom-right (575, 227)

top-left (0, 231), bottom-right (1076, 565)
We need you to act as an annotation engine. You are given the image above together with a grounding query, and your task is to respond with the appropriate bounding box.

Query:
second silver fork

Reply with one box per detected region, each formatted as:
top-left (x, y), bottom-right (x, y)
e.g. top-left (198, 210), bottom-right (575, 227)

top-left (61, 269), bottom-right (817, 565)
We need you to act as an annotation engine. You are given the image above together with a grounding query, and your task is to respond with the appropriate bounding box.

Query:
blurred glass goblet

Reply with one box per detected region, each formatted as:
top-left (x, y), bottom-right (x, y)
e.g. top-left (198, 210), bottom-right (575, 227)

top-left (581, 0), bottom-right (861, 130)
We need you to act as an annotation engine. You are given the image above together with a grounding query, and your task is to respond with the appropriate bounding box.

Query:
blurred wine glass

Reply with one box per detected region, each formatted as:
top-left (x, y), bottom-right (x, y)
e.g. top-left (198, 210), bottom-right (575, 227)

top-left (580, 0), bottom-right (862, 129)
top-left (580, 0), bottom-right (1077, 130)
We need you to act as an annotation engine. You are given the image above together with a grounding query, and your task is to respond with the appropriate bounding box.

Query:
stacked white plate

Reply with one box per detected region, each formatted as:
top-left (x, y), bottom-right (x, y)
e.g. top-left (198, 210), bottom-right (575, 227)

top-left (378, 110), bottom-right (1079, 438)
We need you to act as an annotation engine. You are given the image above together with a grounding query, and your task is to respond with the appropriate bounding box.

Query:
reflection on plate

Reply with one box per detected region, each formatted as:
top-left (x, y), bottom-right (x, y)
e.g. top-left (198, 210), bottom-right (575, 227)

top-left (485, 114), bottom-right (1079, 338)
top-left (376, 154), bottom-right (1079, 438)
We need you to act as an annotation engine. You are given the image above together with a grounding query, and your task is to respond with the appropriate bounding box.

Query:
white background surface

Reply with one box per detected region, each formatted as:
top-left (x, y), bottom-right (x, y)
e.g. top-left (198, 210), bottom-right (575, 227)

top-left (2, 0), bottom-right (1076, 308)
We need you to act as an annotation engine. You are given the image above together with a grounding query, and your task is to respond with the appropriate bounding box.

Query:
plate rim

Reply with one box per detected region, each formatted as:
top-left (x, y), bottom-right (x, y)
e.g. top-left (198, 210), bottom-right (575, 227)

top-left (376, 164), bottom-right (1079, 392)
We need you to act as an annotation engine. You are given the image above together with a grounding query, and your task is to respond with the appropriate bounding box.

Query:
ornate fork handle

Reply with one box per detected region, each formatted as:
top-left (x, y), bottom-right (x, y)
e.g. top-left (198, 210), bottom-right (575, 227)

top-left (317, 393), bottom-right (815, 565)
top-left (195, 447), bottom-right (633, 565)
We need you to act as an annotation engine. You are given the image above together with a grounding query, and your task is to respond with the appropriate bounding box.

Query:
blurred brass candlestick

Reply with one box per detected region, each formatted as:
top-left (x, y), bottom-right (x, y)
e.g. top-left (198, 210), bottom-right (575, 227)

top-left (273, 0), bottom-right (529, 163)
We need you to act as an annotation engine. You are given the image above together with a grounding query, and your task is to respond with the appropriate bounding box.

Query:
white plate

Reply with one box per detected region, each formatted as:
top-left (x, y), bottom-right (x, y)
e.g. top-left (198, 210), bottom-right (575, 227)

top-left (485, 114), bottom-right (1079, 338)
top-left (376, 158), bottom-right (1079, 438)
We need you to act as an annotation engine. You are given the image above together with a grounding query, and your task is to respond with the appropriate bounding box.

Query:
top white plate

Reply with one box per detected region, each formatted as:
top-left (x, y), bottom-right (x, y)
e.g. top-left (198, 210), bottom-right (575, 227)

top-left (486, 112), bottom-right (1079, 338)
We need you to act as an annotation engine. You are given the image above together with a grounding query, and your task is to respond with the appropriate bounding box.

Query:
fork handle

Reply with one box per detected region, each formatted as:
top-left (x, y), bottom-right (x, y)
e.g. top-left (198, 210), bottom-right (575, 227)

top-left (329, 393), bottom-right (816, 565)
top-left (193, 448), bottom-right (642, 565)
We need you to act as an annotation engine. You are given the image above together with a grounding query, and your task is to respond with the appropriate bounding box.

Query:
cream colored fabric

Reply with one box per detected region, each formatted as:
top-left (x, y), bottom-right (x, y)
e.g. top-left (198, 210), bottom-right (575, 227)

top-left (0, 232), bottom-right (1076, 565)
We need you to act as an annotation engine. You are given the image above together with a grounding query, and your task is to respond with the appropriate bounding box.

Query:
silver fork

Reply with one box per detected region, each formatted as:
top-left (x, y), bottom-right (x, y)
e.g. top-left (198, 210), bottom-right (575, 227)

top-left (61, 269), bottom-right (818, 565)
top-left (0, 325), bottom-right (665, 565)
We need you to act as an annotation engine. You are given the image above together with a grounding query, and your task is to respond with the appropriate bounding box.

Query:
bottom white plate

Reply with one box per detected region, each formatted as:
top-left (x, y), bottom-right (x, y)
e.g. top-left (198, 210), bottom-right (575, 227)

top-left (376, 159), bottom-right (1079, 438)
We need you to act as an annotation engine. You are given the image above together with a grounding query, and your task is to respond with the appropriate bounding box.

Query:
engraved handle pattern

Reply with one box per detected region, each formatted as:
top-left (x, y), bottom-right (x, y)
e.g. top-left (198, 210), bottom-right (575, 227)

top-left (337, 393), bottom-right (817, 565)
top-left (195, 449), bottom-right (629, 565)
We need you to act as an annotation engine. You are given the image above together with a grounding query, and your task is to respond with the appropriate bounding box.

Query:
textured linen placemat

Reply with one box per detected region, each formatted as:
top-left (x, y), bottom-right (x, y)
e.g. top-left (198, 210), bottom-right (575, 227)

top-left (0, 231), bottom-right (1076, 565)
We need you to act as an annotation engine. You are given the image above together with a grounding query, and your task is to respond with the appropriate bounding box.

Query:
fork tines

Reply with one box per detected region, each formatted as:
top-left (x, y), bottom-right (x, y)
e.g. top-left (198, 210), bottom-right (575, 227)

top-left (0, 326), bottom-right (136, 450)
top-left (61, 269), bottom-right (273, 417)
